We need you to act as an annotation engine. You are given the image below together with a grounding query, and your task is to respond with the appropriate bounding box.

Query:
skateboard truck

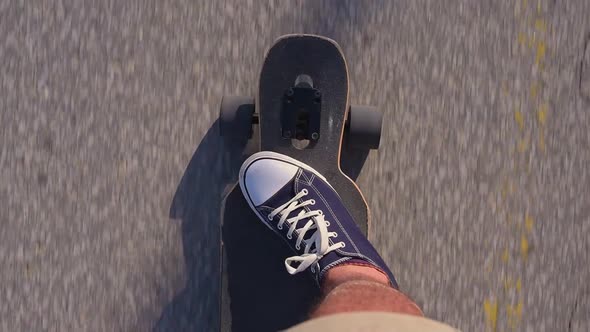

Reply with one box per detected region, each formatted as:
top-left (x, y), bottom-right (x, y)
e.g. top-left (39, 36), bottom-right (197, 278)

top-left (281, 74), bottom-right (321, 141)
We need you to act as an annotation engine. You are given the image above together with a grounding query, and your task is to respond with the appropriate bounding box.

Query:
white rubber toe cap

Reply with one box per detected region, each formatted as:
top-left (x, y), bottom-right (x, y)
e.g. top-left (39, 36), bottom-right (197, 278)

top-left (241, 156), bottom-right (299, 206)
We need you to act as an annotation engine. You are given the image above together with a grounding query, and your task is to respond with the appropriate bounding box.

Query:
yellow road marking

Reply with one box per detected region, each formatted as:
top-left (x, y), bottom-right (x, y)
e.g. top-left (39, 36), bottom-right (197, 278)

top-left (514, 109), bottom-right (525, 131)
top-left (525, 215), bottom-right (534, 233)
top-left (534, 18), bottom-right (546, 32)
top-left (507, 301), bottom-right (524, 330)
top-left (535, 41), bottom-right (546, 66)
top-left (484, 299), bottom-right (498, 332)
top-left (537, 103), bottom-right (548, 126)
top-left (520, 235), bottom-right (530, 260)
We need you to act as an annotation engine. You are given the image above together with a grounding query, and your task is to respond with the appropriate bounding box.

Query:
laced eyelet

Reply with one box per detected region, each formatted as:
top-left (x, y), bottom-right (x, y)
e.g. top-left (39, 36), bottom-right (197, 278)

top-left (287, 234), bottom-right (292, 239)
top-left (341, 243), bottom-right (346, 248)
top-left (301, 189), bottom-right (308, 195)
top-left (268, 215), bottom-right (273, 221)
top-left (310, 199), bottom-right (316, 205)
top-left (277, 225), bottom-right (283, 230)
top-left (295, 244), bottom-right (301, 250)
top-left (317, 210), bottom-right (323, 215)
top-left (325, 221), bottom-right (330, 226)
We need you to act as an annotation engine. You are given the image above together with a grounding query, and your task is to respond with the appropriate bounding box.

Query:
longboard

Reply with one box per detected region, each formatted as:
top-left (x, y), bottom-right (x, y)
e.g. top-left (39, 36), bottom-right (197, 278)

top-left (219, 34), bottom-right (380, 331)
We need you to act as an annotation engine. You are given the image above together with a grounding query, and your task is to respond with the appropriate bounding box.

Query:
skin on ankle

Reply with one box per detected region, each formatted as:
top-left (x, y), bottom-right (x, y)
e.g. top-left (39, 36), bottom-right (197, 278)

top-left (311, 264), bottom-right (423, 318)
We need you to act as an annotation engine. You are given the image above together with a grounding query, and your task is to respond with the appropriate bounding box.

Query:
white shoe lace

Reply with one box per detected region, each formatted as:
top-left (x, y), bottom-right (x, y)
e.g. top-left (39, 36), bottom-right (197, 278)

top-left (268, 188), bottom-right (345, 275)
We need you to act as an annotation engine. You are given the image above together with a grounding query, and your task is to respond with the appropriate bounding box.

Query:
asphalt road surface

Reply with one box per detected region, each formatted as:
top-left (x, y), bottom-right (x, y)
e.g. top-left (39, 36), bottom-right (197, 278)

top-left (2, 1), bottom-right (589, 331)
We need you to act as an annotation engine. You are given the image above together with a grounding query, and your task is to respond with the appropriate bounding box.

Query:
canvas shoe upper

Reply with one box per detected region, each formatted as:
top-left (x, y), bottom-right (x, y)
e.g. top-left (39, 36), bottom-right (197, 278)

top-left (239, 151), bottom-right (398, 288)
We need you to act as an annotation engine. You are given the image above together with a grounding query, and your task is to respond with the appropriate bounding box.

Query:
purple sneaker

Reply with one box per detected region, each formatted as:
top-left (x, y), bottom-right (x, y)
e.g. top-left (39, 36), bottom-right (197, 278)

top-left (239, 151), bottom-right (398, 288)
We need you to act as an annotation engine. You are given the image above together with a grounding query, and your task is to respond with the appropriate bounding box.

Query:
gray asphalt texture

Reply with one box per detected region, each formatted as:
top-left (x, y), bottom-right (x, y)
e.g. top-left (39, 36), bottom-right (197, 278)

top-left (1, 1), bottom-right (589, 331)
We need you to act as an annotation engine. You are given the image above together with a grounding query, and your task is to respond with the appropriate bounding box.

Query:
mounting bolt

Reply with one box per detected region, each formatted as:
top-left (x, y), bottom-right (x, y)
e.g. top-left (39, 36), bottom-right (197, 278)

top-left (286, 88), bottom-right (295, 97)
top-left (284, 130), bottom-right (292, 138)
top-left (311, 132), bottom-right (319, 140)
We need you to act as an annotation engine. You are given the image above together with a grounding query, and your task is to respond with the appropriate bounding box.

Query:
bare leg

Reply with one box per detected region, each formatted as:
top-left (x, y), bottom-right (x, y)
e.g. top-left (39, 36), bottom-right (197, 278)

top-left (310, 265), bottom-right (423, 318)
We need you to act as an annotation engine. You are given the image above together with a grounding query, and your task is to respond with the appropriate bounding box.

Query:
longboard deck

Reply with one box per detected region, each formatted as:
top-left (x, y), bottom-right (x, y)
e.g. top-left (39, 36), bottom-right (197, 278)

top-left (258, 35), bottom-right (369, 235)
top-left (220, 35), bottom-right (371, 332)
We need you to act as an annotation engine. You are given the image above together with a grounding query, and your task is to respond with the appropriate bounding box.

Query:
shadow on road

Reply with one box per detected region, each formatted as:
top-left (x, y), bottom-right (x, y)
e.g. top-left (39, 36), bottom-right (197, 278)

top-left (154, 120), bottom-right (251, 332)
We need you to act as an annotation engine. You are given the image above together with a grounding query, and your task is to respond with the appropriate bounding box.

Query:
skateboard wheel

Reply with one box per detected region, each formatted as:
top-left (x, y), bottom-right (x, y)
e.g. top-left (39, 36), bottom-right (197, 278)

top-left (219, 96), bottom-right (255, 140)
top-left (346, 105), bottom-right (383, 149)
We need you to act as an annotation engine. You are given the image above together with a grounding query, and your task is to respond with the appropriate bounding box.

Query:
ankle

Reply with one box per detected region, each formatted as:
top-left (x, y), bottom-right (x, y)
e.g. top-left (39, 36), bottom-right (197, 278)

top-left (321, 263), bottom-right (391, 293)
